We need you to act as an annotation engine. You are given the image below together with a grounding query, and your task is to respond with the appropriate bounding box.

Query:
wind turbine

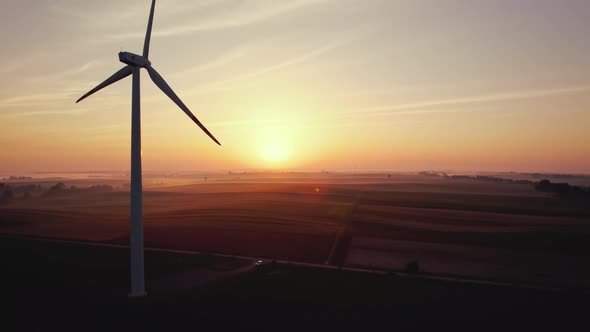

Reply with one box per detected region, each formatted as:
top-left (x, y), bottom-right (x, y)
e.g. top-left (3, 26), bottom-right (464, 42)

top-left (76, 0), bottom-right (221, 297)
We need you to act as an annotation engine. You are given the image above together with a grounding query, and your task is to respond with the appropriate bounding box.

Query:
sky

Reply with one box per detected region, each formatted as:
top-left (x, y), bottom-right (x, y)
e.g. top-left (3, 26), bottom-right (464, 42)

top-left (0, 0), bottom-right (589, 174)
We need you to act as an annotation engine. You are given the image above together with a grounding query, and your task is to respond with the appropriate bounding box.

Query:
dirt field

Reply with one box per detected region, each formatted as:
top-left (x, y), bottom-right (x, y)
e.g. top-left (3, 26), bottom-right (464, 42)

top-left (1, 172), bottom-right (589, 287)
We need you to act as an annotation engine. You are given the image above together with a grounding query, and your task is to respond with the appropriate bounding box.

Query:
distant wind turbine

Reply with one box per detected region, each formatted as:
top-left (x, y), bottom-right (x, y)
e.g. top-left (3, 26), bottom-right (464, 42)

top-left (76, 0), bottom-right (221, 297)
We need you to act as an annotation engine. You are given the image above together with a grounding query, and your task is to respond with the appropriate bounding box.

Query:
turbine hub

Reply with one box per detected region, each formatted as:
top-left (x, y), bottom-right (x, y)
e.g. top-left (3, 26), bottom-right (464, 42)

top-left (119, 52), bottom-right (151, 67)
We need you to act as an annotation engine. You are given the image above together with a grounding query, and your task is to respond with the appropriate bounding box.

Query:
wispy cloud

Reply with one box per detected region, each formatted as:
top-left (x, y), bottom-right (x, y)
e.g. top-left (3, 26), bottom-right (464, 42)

top-left (172, 47), bottom-right (246, 77)
top-left (48, 0), bottom-right (206, 26)
top-left (0, 92), bottom-right (72, 107)
top-left (350, 84), bottom-right (590, 116)
top-left (184, 38), bottom-right (349, 96)
top-left (111, 0), bottom-right (329, 40)
top-left (0, 54), bottom-right (39, 74)
top-left (27, 60), bottom-right (104, 83)
top-left (8, 110), bottom-right (82, 118)
top-left (0, 84), bottom-right (125, 111)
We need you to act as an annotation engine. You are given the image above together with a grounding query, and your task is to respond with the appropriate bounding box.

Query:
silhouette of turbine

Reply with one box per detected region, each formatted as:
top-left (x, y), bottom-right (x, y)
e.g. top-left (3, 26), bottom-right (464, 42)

top-left (76, 0), bottom-right (220, 297)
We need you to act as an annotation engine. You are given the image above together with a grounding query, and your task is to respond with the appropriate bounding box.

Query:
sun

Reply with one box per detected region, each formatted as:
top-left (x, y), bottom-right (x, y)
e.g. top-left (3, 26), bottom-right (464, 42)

top-left (261, 142), bottom-right (289, 163)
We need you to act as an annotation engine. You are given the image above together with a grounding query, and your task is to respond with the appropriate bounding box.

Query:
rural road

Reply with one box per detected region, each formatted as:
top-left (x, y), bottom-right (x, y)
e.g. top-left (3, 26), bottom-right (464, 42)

top-left (325, 190), bottom-right (362, 265)
top-left (0, 234), bottom-right (562, 292)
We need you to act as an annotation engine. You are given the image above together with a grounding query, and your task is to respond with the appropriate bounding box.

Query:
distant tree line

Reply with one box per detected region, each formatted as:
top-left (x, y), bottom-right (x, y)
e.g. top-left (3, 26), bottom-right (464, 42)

top-left (0, 182), bottom-right (114, 203)
top-left (1, 176), bottom-right (33, 181)
top-left (417, 171), bottom-right (590, 196)
top-left (526, 173), bottom-right (590, 180)
top-left (43, 183), bottom-right (114, 197)
top-left (418, 171), bottom-right (533, 185)
top-left (0, 182), bottom-right (40, 203)
top-left (419, 171), bottom-right (448, 177)
top-left (534, 179), bottom-right (590, 196)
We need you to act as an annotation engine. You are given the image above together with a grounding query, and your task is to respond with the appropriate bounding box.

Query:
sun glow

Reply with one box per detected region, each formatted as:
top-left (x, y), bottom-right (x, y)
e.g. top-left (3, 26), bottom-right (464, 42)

top-left (245, 98), bottom-right (311, 167)
top-left (261, 142), bottom-right (289, 163)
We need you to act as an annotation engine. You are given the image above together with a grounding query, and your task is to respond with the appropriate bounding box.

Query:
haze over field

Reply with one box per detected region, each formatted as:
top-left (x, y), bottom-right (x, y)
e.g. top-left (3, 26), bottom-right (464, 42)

top-left (1, 0), bottom-right (589, 174)
top-left (1, 171), bottom-right (589, 290)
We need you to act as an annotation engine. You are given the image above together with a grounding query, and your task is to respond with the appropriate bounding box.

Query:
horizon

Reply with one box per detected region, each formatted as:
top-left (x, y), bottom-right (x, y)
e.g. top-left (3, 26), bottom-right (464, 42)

top-left (0, 167), bottom-right (590, 179)
top-left (1, 0), bottom-right (589, 173)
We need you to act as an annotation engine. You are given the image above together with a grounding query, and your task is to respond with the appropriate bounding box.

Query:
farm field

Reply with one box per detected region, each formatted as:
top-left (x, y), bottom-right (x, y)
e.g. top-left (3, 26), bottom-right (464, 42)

top-left (1, 172), bottom-right (589, 288)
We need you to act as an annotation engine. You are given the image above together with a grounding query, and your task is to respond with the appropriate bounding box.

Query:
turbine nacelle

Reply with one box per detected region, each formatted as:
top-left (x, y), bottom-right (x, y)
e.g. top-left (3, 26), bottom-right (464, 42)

top-left (76, 0), bottom-right (222, 298)
top-left (119, 52), bottom-right (151, 67)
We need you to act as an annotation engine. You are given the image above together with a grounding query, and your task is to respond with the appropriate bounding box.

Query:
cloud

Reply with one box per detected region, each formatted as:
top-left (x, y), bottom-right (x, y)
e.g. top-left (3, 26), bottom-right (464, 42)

top-left (8, 110), bottom-right (82, 118)
top-left (172, 47), bottom-right (246, 77)
top-left (110, 0), bottom-right (329, 40)
top-left (352, 84), bottom-right (590, 116)
top-left (48, 0), bottom-right (204, 25)
top-left (0, 83), bottom-right (126, 111)
top-left (184, 38), bottom-right (350, 96)
top-left (0, 55), bottom-right (38, 74)
top-left (0, 93), bottom-right (72, 107)
top-left (27, 60), bottom-right (104, 83)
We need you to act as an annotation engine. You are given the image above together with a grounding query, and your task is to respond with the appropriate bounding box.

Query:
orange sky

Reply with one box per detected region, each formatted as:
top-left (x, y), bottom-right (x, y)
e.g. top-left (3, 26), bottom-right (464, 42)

top-left (1, 0), bottom-right (589, 174)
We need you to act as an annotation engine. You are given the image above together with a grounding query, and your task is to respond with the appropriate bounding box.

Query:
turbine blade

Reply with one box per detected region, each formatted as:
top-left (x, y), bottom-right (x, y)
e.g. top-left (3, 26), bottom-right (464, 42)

top-left (143, 0), bottom-right (157, 58)
top-left (76, 66), bottom-right (132, 103)
top-left (145, 65), bottom-right (221, 146)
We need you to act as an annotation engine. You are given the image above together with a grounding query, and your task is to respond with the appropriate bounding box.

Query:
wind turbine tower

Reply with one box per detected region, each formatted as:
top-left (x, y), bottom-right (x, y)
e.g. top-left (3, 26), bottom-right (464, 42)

top-left (76, 0), bottom-right (221, 297)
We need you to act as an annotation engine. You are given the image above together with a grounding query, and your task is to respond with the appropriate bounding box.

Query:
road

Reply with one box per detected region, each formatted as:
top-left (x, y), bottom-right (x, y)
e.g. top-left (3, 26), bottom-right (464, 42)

top-left (0, 233), bottom-right (563, 292)
top-left (325, 189), bottom-right (362, 265)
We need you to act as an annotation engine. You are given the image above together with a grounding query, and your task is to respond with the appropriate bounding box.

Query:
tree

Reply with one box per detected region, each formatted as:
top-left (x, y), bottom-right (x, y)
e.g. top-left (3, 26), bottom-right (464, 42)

top-left (1, 189), bottom-right (14, 202)
top-left (53, 182), bottom-right (66, 190)
top-left (44, 182), bottom-right (66, 197)
top-left (405, 260), bottom-right (420, 274)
